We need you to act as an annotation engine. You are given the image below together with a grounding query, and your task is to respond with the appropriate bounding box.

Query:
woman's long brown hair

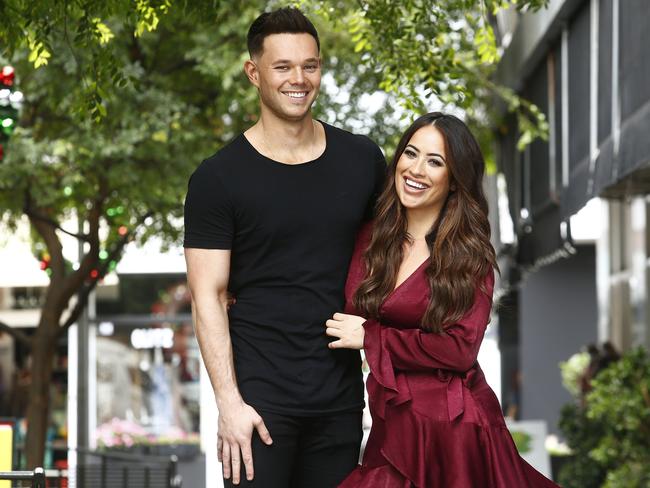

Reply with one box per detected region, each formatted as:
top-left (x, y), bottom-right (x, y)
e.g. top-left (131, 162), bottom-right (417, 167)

top-left (352, 112), bottom-right (498, 333)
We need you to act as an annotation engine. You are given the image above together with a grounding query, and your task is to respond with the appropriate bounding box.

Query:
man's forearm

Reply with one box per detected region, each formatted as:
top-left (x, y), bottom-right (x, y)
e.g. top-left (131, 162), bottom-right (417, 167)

top-left (192, 294), bottom-right (243, 407)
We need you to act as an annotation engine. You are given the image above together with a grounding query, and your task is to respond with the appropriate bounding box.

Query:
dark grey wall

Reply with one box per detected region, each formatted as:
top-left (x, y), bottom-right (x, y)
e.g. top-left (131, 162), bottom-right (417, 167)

top-left (519, 244), bottom-right (598, 434)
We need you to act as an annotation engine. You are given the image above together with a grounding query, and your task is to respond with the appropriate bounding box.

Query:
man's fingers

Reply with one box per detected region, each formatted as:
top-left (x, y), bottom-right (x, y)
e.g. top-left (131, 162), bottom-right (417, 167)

top-left (241, 443), bottom-right (255, 481)
top-left (231, 446), bottom-right (241, 485)
top-left (217, 436), bottom-right (223, 462)
top-left (222, 442), bottom-right (231, 479)
top-left (254, 418), bottom-right (273, 445)
top-left (332, 312), bottom-right (347, 320)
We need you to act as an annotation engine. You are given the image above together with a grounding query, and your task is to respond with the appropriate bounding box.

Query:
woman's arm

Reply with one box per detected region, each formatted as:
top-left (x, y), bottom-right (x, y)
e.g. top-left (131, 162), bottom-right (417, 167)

top-left (327, 270), bottom-right (494, 379)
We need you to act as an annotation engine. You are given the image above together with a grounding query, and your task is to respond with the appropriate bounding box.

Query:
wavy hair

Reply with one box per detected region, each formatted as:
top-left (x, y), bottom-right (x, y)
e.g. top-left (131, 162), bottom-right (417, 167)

top-left (352, 112), bottom-right (497, 333)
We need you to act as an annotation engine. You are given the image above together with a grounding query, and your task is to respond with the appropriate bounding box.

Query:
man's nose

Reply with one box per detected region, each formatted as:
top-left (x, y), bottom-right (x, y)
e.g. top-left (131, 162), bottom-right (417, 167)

top-left (290, 67), bottom-right (305, 84)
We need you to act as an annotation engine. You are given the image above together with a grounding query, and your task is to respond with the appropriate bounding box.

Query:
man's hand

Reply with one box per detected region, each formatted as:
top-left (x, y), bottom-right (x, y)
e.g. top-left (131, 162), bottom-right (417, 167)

top-left (325, 312), bottom-right (366, 350)
top-left (218, 400), bottom-right (273, 484)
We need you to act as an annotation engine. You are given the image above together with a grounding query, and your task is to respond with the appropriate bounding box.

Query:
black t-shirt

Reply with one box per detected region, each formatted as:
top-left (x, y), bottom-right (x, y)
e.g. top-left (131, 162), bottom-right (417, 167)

top-left (183, 122), bottom-right (386, 415)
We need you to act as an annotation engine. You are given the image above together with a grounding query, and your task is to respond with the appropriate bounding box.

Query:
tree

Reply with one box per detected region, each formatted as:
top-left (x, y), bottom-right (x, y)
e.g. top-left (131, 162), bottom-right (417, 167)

top-left (0, 0), bottom-right (547, 467)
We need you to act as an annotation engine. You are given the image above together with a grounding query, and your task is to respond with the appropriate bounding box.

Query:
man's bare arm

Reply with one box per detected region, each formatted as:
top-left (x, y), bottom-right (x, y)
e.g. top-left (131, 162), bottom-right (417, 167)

top-left (185, 248), bottom-right (272, 484)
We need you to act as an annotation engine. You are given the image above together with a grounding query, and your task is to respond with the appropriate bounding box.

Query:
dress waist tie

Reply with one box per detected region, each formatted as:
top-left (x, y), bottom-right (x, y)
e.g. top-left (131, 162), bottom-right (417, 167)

top-left (437, 364), bottom-right (482, 421)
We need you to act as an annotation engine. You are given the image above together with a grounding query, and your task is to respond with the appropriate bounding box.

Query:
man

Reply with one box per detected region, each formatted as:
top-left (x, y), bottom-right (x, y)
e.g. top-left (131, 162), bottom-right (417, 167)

top-left (184, 7), bottom-right (385, 487)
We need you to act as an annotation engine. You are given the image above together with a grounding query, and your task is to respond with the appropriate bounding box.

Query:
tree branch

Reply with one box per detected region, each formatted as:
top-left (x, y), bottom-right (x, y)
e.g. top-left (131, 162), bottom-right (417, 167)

top-left (25, 193), bottom-right (67, 284)
top-left (0, 321), bottom-right (31, 349)
top-left (23, 204), bottom-right (91, 242)
top-left (57, 211), bottom-right (153, 339)
top-left (58, 204), bottom-right (102, 305)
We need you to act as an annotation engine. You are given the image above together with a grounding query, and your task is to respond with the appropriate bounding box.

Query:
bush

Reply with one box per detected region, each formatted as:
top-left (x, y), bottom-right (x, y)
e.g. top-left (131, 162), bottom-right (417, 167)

top-left (557, 403), bottom-right (606, 488)
top-left (558, 347), bottom-right (650, 488)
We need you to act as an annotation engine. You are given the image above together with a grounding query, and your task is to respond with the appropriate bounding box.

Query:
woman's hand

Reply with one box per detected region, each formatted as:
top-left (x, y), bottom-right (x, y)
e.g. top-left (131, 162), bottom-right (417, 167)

top-left (325, 312), bottom-right (366, 350)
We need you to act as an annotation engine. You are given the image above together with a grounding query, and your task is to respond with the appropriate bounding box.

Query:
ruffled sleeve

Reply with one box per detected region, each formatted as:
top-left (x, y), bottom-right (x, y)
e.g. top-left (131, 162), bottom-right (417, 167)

top-left (363, 269), bottom-right (495, 384)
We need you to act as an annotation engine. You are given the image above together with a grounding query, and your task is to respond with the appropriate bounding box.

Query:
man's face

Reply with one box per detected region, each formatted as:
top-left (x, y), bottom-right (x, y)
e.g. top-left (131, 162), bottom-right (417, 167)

top-left (249, 33), bottom-right (321, 122)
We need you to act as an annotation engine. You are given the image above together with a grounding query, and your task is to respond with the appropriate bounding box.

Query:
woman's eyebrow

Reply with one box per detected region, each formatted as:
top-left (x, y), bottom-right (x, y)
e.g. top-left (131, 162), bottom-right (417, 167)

top-left (406, 144), bottom-right (446, 162)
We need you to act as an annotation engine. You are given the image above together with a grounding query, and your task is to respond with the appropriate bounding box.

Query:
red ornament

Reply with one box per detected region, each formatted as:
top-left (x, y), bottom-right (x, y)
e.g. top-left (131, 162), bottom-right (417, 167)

top-left (0, 66), bottom-right (14, 86)
top-left (0, 143), bottom-right (3, 161)
top-left (90, 269), bottom-right (99, 279)
top-left (118, 225), bottom-right (128, 236)
top-left (40, 260), bottom-right (48, 270)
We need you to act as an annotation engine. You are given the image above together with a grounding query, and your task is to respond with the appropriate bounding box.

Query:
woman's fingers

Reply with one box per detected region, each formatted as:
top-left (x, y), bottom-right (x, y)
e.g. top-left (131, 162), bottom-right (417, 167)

top-left (325, 318), bottom-right (341, 328)
top-left (325, 326), bottom-right (341, 338)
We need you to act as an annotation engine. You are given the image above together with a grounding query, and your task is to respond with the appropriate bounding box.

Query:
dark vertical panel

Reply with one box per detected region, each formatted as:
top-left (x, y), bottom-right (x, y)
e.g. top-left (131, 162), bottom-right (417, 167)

top-left (497, 114), bottom-right (519, 226)
top-left (568, 1), bottom-right (591, 170)
top-left (497, 290), bottom-right (520, 416)
top-left (520, 147), bottom-right (527, 211)
top-left (526, 59), bottom-right (550, 212)
top-left (598, 0), bottom-right (613, 143)
top-left (619, 0), bottom-right (650, 119)
top-left (553, 42), bottom-right (562, 193)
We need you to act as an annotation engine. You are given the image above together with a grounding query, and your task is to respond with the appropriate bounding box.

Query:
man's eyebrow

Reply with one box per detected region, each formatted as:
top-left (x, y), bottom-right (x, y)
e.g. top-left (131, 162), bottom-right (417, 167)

top-left (271, 58), bottom-right (320, 65)
top-left (405, 144), bottom-right (446, 161)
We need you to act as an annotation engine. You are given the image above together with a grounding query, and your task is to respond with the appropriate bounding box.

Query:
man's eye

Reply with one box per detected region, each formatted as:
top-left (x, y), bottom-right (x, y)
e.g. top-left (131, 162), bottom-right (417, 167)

top-left (304, 65), bottom-right (318, 71)
top-left (275, 66), bottom-right (289, 70)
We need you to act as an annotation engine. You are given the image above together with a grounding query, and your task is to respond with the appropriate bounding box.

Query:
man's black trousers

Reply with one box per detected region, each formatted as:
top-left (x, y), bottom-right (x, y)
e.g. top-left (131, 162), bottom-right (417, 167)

top-left (223, 410), bottom-right (363, 488)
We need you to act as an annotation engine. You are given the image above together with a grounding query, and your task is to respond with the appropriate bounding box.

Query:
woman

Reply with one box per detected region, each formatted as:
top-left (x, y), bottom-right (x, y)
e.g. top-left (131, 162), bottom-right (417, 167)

top-left (326, 113), bottom-right (559, 487)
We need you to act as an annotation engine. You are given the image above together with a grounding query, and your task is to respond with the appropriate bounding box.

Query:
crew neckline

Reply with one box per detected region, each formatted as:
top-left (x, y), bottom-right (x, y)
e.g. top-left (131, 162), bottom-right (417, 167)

top-left (241, 121), bottom-right (329, 167)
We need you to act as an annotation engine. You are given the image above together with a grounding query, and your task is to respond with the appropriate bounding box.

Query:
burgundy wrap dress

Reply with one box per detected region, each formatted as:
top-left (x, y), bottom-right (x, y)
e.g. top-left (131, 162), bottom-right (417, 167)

top-left (339, 225), bottom-right (560, 488)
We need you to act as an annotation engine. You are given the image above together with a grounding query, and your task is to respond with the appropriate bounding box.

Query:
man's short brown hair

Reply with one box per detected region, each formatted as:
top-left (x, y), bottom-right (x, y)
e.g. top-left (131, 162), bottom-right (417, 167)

top-left (247, 7), bottom-right (320, 58)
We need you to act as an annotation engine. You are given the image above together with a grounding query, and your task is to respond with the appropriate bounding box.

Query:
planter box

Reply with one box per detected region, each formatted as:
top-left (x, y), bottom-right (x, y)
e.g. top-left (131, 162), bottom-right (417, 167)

top-left (145, 443), bottom-right (201, 461)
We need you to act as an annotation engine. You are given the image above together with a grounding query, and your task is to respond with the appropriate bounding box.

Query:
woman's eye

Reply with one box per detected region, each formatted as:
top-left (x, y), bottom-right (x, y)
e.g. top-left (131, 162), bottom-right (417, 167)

top-left (428, 159), bottom-right (442, 167)
top-left (404, 150), bottom-right (416, 158)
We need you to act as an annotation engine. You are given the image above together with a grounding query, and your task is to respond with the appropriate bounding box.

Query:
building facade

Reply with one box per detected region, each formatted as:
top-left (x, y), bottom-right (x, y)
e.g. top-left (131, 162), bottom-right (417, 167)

top-left (495, 0), bottom-right (650, 428)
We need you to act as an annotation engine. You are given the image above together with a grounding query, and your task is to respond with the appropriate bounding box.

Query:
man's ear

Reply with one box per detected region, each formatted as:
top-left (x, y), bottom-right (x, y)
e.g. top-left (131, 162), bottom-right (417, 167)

top-left (244, 59), bottom-right (259, 87)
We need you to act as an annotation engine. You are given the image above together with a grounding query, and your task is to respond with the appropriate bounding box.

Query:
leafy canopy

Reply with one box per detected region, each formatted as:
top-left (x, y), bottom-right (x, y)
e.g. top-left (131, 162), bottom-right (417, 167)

top-left (1, 0), bottom-right (548, 261)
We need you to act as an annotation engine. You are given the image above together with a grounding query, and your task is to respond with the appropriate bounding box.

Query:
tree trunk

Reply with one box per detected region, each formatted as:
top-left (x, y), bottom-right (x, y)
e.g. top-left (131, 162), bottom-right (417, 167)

top-left (24, 320), bottom-right (58, 469)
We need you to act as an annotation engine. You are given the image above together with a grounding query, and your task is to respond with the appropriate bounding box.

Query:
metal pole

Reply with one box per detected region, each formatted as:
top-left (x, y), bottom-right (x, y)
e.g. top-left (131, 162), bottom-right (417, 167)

top-left (100, 455), bottom-right (106, 488)
top-left (168, 455), bottom-right (179, 488)
top-left (77, 216), bottom-right (89, 488)
top-left (33, 467), bottom-right (46, 488)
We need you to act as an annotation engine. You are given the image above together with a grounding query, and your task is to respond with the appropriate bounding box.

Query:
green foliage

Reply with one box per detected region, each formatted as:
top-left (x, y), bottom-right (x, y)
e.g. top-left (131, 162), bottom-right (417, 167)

top-left (558, 348), bottom-right (650, 488)
top-left (586, 348), bottom-right (650, 488)
top-left (0, 0), bottom-right (394, 250)
top-left (558, 403), bottom-right (607, 488)
top-left (510, 430), bottom-right (532, 454)
top-left (300, 0), bottom-right (550, 157)
top-left (0, 0), bottom-right (554, 302)
top-left (559, 351), bottom-right (590, 398)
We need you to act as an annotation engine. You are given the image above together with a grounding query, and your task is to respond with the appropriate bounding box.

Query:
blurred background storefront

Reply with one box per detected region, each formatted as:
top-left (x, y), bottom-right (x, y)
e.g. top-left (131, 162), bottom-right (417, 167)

top-left (0, 232), bottom-right (207, 486)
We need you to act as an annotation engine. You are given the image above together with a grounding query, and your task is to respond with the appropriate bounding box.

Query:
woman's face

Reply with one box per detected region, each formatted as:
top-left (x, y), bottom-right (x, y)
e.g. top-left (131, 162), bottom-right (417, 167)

top-left (394, 125), bottom-right (451, 218)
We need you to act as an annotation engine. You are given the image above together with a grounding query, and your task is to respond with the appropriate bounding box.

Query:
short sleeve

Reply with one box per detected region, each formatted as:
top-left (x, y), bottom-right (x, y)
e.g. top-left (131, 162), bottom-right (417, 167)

top-left (183, 161), bottom-right (233, 249)
top-left (364, 144), bottom-right (387, 221)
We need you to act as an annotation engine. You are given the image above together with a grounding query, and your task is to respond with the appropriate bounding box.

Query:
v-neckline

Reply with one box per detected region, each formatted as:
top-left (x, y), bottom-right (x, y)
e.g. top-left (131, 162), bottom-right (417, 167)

top-left (389, 258), bottom-right (430, 298)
